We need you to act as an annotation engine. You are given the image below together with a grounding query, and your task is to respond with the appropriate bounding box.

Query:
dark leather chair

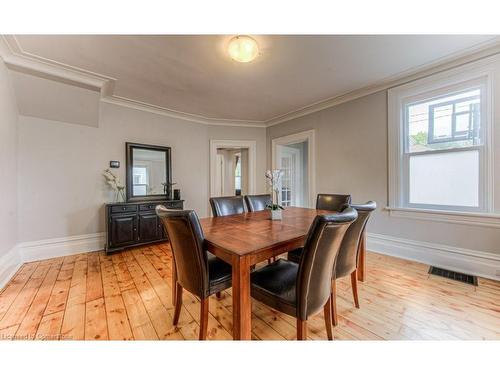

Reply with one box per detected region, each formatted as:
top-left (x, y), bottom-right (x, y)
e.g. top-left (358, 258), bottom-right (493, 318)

top-left (209, 196), bottom-right (246, 217)
top-left (244, 194), bottom-right (271, 212)
top-left (250, 208), bottom-right (358, 340)
top-left (156, 206), bottom-right (232, 340)
top-left (316, 193), bottom-right (352, 211)
top-left (287, 201), bottom-right (377, 326)
top-left (287, 193), bottom-right (352, 263)
top-left (330, 201), bottom-right (376, 325)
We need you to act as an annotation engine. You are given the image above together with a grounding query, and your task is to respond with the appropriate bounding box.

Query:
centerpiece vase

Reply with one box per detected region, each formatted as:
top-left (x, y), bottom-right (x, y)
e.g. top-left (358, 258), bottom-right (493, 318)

top-left (271, 209), bottom-right (282, 220)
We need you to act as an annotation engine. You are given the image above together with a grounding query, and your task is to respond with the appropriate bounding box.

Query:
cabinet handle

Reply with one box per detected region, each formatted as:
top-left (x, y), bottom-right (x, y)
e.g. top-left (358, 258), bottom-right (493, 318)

top-left (133, 227), bottom-right (137, 231)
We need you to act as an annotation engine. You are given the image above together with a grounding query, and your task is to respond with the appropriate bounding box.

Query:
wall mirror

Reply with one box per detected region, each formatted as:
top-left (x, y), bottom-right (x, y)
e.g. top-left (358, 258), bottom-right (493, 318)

top-left (126, 142), bottom-right (172, 202)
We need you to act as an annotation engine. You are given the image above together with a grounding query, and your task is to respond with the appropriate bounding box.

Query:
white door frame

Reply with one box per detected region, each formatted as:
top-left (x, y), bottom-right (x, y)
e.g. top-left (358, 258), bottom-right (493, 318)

top-left (210, 139), bottom-right (257, 199)
top-left (272, 129), bottom-right (316, 208)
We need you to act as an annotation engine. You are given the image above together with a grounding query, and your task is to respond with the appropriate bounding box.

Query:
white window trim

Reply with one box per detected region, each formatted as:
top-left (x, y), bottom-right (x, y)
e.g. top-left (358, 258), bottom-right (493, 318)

top-left (388, 57), bottom-right (495, 226)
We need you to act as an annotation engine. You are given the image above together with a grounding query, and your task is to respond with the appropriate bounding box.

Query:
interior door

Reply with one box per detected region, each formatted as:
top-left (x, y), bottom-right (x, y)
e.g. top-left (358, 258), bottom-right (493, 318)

top-left (277, 146), bottom-right (302, 207)
top-left (214, 153), bottom-right (225, 197)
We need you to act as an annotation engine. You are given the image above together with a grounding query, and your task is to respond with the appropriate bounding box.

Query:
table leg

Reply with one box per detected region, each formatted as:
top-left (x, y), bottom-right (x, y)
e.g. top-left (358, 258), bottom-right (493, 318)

top-left (357, 232), bottom-right (366, 282)
top-left (231, 255), bottom-right (252, 340)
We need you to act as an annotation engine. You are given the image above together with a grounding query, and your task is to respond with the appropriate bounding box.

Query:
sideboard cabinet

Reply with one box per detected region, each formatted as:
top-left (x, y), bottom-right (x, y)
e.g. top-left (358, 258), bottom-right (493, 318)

top-left (104, 199), bottom-right (184, 254)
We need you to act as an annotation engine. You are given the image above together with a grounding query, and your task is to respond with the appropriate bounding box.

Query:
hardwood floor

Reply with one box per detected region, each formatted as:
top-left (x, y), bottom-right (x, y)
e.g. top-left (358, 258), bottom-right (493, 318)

top-left (0, 243), bottom-right (499, 340)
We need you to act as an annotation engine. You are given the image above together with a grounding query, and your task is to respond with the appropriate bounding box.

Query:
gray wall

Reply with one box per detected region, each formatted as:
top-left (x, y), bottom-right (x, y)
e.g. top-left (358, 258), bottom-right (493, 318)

top-left (267, 90), bottom-right (500, 256)
top-left (17, 101), bottom-right (267, 242)
top-left (0, 62), bottom-right (18, 255)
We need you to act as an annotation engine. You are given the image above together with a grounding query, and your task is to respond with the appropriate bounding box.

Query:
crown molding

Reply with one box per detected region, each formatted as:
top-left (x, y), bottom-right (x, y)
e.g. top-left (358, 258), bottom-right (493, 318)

top-left (0, 35), bottom-right (266, 128)
top-left (101, 95), bottom-right (267, 127)
top-left (266, 37), bottom-right (500, 126)
top-left (3, 35), bottom-right (500, 128)
top-left (1, 35), bottom-right (113, 92)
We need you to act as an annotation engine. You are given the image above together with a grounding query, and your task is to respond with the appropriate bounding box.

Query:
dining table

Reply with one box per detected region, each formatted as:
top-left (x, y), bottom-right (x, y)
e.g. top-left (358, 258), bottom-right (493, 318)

top-left (198, 206), bottom-right (367, 340)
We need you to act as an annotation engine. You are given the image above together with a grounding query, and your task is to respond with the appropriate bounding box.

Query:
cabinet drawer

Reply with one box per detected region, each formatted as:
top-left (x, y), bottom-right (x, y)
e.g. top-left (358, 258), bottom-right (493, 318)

top-left (139, 203), bottom-right (162, 211)
top-left (165, 201), bottom-right (183, 209)
top-left (111, 205), bottom-right (137, 213)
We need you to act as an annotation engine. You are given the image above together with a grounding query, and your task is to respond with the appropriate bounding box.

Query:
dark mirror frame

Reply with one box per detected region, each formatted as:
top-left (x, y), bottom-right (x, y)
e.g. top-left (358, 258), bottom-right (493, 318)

top-left (126, 142), bottom-right (172, 202)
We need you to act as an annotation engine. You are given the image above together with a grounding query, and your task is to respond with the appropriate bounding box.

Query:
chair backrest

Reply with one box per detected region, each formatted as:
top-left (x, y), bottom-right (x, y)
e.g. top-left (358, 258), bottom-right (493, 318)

top-left (209, 196), bottom-right (246, 217)
top-left (244, 194), bottom-right (271, 212)
top-left (316, 193), bottom-right (352, 211)
top-left (334, 201), bottom-right (377, 279)
top-left (296, 207), bottom-right (358, 320)
top-left (156, 206), bottom-right (209, 298)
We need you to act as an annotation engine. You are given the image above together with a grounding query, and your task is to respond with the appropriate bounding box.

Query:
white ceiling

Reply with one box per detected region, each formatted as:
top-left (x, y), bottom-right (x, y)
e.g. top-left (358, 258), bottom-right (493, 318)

top-left (13, 35), bottom-right (499, 122)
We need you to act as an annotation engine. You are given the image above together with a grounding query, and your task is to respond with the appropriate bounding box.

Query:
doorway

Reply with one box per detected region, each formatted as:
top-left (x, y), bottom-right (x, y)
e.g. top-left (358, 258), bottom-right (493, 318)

top-left (210, 139), bottom-right (257, 199)
top-left (272, 130), bottom-right (316, 208)
top-left (213, 148), bottom-right (248, 196)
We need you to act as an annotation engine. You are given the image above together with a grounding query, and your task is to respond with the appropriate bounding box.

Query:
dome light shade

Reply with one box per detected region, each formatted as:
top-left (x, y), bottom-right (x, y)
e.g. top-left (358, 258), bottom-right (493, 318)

top-left (227, 36), bottom-right (259, 63)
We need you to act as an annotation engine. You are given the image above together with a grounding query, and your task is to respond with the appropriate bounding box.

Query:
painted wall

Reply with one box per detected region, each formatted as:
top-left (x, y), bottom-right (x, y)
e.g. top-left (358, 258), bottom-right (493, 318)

top-left (17, 101), bottom-right (267, 242)
top-left (0, 61), bottom-right (18, 256)
top-left (267, 90), bottom-right (500, 256)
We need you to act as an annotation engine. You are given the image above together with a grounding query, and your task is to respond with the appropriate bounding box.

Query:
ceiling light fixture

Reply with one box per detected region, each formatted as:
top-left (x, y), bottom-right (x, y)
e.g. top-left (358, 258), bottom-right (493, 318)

top-left (227, 35), bottom-right (259, 63)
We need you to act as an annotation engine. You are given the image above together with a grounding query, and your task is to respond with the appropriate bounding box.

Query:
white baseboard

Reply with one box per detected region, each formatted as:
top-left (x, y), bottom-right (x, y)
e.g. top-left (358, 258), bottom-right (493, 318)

top-left (2, 230), bottom-right (500, 289)
top-left (0, 245), bottom-right (22, 290)
top-left (367, 232), bottom-right (500, 281)
top-left (18, 232), bottom-right (106, 263)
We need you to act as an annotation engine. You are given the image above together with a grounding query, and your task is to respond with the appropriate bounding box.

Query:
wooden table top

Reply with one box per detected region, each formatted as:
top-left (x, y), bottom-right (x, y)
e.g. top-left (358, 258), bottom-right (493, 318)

top-left (200, 207), bottom-right (332, 258)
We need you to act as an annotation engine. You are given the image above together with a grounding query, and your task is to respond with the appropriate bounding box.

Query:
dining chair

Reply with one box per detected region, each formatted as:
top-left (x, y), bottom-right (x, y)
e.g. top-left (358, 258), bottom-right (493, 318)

top-left (287, 193), bottom-right (352, 263)
top-left (209, 195), bottom-right (246, 217)
top-left (330, 201), bottom-right (376, 325)
top-left (208, 195), bottom-right (246, 290)
top-left (156, 206), bottom-right (232, 340)
top-left (250, 208), bottom-right (358, 340)
top-left (244, 194), bottom-right (271, 212)
top-left (287, 201), bottom-right (377, 326)
top-left (316, 193), bottom-right (352, 211)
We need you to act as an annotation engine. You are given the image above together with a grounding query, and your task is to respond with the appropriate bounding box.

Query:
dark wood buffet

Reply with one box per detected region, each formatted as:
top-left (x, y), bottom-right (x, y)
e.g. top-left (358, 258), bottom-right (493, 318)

top-left (104, 199), bottom-right (184, 254)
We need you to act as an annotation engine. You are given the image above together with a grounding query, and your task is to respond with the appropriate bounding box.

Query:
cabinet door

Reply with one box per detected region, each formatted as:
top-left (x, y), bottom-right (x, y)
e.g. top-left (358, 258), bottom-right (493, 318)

top-left (138, 213), bottom-right (159, 242)
top-left (109, 214), bottom-right (137, 247)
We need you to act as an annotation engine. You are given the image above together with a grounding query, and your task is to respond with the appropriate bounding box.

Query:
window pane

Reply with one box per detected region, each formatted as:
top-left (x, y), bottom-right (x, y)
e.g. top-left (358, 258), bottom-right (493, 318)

top-left (432, 104), bottom-right (452, 140)
top-left (409, 150), bottom-right (479, 207)
top-left (455, 113), bottom-right (470, 133)
top-left (407, 88), bottom-right (481, 152)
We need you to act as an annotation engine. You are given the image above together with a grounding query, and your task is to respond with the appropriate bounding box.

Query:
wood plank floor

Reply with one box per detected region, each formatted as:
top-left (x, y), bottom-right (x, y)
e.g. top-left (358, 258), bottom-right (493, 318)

top-left (0, 243), bottom-right (499, 340)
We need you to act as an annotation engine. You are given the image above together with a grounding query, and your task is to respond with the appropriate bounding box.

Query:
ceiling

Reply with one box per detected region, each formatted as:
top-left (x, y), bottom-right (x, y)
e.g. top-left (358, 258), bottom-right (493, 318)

top-left (12, 35), bottom-right (499, 122)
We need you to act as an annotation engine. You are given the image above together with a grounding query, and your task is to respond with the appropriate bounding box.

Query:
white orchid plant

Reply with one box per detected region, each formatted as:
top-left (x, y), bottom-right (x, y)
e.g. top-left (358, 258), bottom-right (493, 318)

top-left (265, 169), bottom-right (284, 211)
top-left (103, 168), bottom-right (126, 202)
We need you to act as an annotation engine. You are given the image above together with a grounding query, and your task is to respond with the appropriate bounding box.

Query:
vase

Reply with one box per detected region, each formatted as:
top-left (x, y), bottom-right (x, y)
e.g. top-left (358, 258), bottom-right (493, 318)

top-left (271, 209), bottom-right (282, 220)
top-left (115, 189), bottom-right (126, 203)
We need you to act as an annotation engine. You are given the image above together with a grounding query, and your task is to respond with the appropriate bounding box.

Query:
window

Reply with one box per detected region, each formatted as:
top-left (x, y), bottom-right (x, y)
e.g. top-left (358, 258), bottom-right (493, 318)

top-left (389, 69), bottom-right (493, 215)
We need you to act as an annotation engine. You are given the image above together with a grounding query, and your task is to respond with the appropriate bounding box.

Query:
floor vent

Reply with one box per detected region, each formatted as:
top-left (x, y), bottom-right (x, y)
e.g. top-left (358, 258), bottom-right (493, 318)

top-left (428, 266), bottom-right (478, 286)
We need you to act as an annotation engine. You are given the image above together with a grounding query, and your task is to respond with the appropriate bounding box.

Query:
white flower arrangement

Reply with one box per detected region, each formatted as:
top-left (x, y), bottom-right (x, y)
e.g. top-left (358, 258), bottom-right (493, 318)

top-left (103, 168), bottom-right (126, 202)
top-left (265, 169), bottom-right (284, 211)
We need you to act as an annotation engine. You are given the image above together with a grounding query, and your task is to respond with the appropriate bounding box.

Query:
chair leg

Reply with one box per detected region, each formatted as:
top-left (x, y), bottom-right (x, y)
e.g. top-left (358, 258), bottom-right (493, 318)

top-left (172, 263), bottom-right (177, 306)
top-left (172, 283), bottom-right (183, 325)
top-left (351, 270), bottom-right (360, 308)
top-left (199, 298), bottom-right (209, 340)
top-left (323, 297), bottom-right (334, 340)
top-left (331, 278), bottom-right (338, 326)
top-left (215, 292), bottom-right (222, 299)
top-left (296, 319), bottom-right (307, 340)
